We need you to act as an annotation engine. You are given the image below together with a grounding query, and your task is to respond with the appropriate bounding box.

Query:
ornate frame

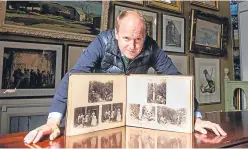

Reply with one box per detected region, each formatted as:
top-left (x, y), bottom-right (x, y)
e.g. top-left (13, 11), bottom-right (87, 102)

top-left (189, 9), bottom-right (228, 56)
top-left (146, 0), bottom-right (182, 13)
top-left (0, 1), bottom-right (109, 41)
top-left (190, 1), bottom-right (219, 10)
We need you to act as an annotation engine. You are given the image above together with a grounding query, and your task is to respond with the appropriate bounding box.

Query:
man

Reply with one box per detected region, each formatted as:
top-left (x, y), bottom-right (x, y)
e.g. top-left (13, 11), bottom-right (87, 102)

top-left (24, 10), bottom-right (226, 144)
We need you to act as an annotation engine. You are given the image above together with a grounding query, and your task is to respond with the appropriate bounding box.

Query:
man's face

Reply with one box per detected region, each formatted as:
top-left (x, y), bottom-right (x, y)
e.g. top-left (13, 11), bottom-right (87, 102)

top-left (115, 17), bottom-right (146, 59)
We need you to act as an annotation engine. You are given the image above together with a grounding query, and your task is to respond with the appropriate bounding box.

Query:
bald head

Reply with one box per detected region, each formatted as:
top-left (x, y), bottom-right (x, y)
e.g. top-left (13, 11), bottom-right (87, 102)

top-left (116, 10), bottom-right (146, 35)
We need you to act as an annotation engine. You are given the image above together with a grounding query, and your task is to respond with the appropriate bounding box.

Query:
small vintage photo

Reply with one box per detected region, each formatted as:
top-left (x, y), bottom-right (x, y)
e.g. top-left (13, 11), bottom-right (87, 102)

top-left (147, 80), bottom-right (167, 104)
top-left (127, 133), bottom-right (140, 148)
top-left (73, 136), bottom-right (98, 148)
top-left (102, 103), bottom-right (123, 123)
top-left (140, 105), bottom-right (155, 122)
top-left (141, 131), bottom-right (155, 148)
top-left (101, 132), bottom-right (122, 148)
top-left (88, 80), bottom-right (113, 103)
top-left (128, 104), bottom-right (140, 121)
top-left (157, 135), bottom-right (183, 148)
top-left (74, 105), bottom-right (99, 128)
top-left (157, 106), bottom-right (186, 126)
top-left (2, 48), bottom-right (56, 89)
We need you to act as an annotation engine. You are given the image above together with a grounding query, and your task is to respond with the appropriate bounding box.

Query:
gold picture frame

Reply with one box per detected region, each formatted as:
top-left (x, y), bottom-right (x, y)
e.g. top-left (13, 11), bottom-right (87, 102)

top-left (0, 1), bottom-right (110, 41)
top-left (190, 1), bottom-right (219, 10)
top-left (146, 0), bottom-right (182, 13)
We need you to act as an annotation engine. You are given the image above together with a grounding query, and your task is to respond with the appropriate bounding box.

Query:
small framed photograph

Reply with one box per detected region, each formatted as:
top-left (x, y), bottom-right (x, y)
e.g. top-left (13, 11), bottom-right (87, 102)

top-left (168, 55), bottom-right (189, 75)
top-left (190, 0), bottom-right (219, 10)
top-left (194, 57), bottom-right (220, 104)
top-left (0, 41), bottom-right (63, 98)
top-left (162, 14), bottom-right (185, 53)
top-left (67, 46), bottom-right (86, 71)
top-left (146, 0), bottom-right (182, 13)
top-left (189, 9), bottom-right (228, 56)
top-left (114, 5), bottom-right (157, 40)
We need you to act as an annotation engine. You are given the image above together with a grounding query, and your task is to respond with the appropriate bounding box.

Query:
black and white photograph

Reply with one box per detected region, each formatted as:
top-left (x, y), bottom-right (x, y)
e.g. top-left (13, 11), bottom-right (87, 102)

top-left (88, 80), bottom-right (113, 103)
top-left (157, 135), bottom-right (183, 148)
top-left (147, 80), bottom-right (167, 104)
top-left (72, 136), bottom-right (98, 148)
top-left (0, 41), bottom-right (62, 98)
top-left (128, 104), bottom-right (140, 121)
top-left (162, 14), bottom-right (184, 53)
top-left (2, 48), bottom-right (56, 89)
top-left (101, 132), bottom-right (122, 148)
top-left (127, 133), bottom-right (140, 148)
top-left (102, 103), bottom-right (123, 123)
top-left (141, 131), bottom-right (155, 148)
top-left (74, 105), bottom-right (99, 128)
top-left (140, 105), bottom-right (155, 122)
top-left (157, 106), bottom-right (186, 126)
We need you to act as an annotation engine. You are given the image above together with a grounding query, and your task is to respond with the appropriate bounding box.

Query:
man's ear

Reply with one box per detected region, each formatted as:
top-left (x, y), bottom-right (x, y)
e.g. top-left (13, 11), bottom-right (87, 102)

top-left (115, 28), bottom-right (118, 40)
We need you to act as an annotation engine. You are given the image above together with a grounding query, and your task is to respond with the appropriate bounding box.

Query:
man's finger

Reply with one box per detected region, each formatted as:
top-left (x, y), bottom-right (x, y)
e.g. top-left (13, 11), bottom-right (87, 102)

top-left (24, 130), bottom-right (38, 144)
top-left (210, 125), bottom-right (220, 136)
top-left (33, 130), bottom-right (44, 144)
top-left (195, 126), bottom-right (207, 135)
top-left (49, 128), bottom-right (60, 140)
top-left (215, 124), bottom-right (227, 136)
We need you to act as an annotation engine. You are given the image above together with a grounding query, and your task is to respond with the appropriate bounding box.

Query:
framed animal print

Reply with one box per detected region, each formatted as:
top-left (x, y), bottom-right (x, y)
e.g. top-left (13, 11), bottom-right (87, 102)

top-left (194, 57), bottom-right (220, 104)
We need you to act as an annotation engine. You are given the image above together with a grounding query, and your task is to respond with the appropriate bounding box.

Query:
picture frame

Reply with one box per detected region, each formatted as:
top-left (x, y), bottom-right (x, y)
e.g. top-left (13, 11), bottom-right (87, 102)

top-left (0, 41), bottom-right (63, 98)
top-left (162, 14), bottom-right (185, 53)
top-left (168, 55), bottom-right (189, 75)
top-left (0, 1), bottom-right (110, 41)
top-left (189, 9), bottom-right (228, 56)
top-left (194, 57), bottom-right (220, 105)
top-left (122, 1), bottom-right (144, 5)
top-left (146, 0), bottom-right (182, 13)
top-left (114, 5), bottom-right (158, 41)
top-left (190, 0), bottom-right (219, 10)
top-left (67, 45), bottom-right (86, 71)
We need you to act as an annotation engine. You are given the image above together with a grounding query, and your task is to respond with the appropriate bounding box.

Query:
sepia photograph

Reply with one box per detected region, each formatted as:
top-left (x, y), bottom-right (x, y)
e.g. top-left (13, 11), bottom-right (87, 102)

top-left (157, 106), bottom-right (186, 126)
top-left (141, 131), bottom-right (155, 148)
top-left (128, 104), bottom-right (140, 122)
top-left (140, 105), bottom-right (155, 122)
top-left (88, 80), bottom-right (113, 103)
top-left (127, 133), bottom-right (140, 148)
top-left (157, 135), bottom-right (183, 148)
top-left (147, 80), bottom-right (167, 104)
top-left (72, 136), bottom-right (98, 148)
top-left (102, 103), bottom-right (123, 123)
top-left (101, 132), bottom-right (122, 148)
top-left (2, 48), bottom-right (56, 90)
top-left (74, 105), bottom-right (99, 128)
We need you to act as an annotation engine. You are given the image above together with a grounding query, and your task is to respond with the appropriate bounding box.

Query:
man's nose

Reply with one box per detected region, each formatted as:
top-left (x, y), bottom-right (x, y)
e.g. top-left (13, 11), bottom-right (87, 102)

top-left (129, 40), bottom-right (135, 49)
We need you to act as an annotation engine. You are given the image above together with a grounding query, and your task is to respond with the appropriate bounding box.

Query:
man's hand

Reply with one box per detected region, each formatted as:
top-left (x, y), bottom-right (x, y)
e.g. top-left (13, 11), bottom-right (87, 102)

top-left (24, 119), bottom-right (61, 144)
top-left (194, 118), bottom-right (227, 136)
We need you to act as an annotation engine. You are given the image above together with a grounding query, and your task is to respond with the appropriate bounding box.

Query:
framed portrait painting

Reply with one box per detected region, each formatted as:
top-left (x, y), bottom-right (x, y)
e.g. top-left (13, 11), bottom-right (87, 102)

top-left (162, 14), bottom-right (184, 53)
top-left (67, 45), bottom-right (86, 71)
top-left (194, 57), bottom-right (220, 104)
top-left (146, 0), bottom-right (182, 13)
top-left (168, 55), bottom-right (189, 75)
top-left (0, 1), bottom-right (109, 41)
top-left (0, 41), bottom-right (63, 98)
top-left (189, 9), bottom-right (228, 56)
top-left (114, 5), bottom-right (157, 40)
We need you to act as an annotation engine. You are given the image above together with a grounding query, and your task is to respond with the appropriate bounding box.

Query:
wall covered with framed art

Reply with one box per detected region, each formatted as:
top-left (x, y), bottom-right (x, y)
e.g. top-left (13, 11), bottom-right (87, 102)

top-left (0, 1), bottom-right (233, 133)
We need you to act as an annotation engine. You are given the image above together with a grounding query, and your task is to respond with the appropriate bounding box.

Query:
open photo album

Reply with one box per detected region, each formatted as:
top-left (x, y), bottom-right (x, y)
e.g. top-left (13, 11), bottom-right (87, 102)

top-left (65, 73), bottom-right (194, 136)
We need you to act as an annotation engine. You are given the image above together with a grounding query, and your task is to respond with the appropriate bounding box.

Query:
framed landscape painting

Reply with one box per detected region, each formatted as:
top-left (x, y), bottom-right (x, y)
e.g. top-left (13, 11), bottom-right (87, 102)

top-left (194, 57), bottom-right (220, 104)
top-left (0, 41), bottom-right (63, 98)
top-left (0, 1), bottom-right (109, 41)
top-left (114, 5), bottom-right (157, 40)
top-left (162, 14), bottom-right (184, 53)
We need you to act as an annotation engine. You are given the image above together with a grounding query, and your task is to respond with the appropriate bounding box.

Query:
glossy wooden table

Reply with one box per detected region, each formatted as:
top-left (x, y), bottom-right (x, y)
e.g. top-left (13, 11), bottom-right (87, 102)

top-left (0, 111), bottom-right (247, 148)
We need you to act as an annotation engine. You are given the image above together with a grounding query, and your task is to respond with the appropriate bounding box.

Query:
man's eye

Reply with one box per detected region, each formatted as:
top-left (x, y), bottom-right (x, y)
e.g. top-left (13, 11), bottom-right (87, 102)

top-left (124, 37), bottom-right (129, 41)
